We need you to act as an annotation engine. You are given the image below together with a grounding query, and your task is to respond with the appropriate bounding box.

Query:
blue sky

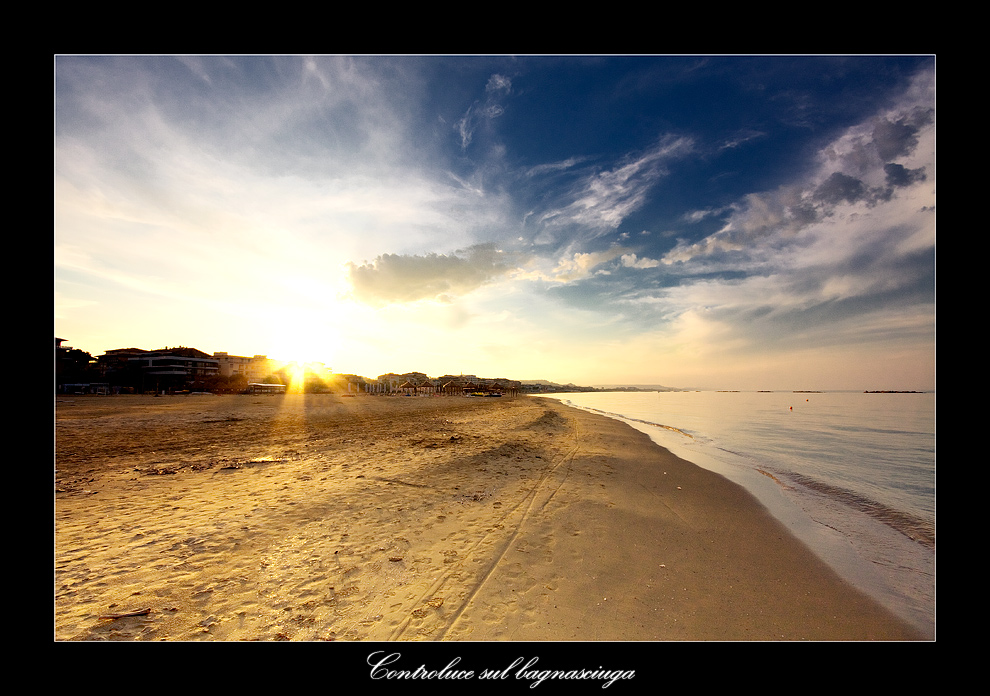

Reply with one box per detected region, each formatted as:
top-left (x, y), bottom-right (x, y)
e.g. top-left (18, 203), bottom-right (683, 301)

top-left (55, 56), bottom-right (935, 389)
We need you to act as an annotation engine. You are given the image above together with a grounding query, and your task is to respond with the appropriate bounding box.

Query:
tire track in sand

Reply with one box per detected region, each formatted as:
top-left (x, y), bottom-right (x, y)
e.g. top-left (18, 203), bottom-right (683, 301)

top-left (387, 407), bottom-right (581, 641)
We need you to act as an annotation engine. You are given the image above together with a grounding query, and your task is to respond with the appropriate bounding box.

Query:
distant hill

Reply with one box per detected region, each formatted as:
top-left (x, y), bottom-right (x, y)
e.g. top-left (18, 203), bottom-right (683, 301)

top-left (520, 381), bottom-right (685, 393)
top-left (593, 384), bottom-right (683, 392)
top-left (519, 380), bottom-right (598, 393)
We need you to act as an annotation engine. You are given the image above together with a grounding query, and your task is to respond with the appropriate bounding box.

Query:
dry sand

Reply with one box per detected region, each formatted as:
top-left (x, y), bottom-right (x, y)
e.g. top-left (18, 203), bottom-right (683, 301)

top-left (54, 393), bottom-right (923, 641)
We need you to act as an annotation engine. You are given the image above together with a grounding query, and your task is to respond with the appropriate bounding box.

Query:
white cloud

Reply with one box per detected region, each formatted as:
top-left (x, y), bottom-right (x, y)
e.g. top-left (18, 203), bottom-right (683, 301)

top-left (515, 247), bottom-right (627, 284)
top-left (535, 135), bottom-right (694, 243)
top-left (486, 74), bottom-right (512, 94)
top-left (620, 253), bottom-right (661, 269)
top-left (455, 73), bottom-right (513, 150)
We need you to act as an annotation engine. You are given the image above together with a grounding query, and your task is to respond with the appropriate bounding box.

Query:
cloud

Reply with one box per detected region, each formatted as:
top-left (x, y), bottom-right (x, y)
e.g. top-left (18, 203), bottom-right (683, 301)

top-left (718, 128), bottom-right (765, 151)
top-left (486, 74), bottom-right (512, 94)
top-left (345, 243), bottom-right (515, 306)
top-left (510, 245), bottom-right (632, 286)
top-left (661, 72), bottom-right (934, 269)
top-left (533, 135), bottom-right (694, 243)
top-left (455, 73), bottom-right (512, 150)
top-left (620, 253), bottom-right (661, 269)
top-left (522, 156), bottom-right (588, 179)
top-left (542, 66), bottom-right (937, 370)
top-left (871, 108), bottom-right (934, 162)
top-left (548, 248), bottom-right (627, 282)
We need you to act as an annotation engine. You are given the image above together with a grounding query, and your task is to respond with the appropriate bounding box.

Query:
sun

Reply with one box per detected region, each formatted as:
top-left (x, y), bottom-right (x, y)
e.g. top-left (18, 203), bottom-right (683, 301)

top-left (264, 328), bottom-right (334, 392)
top-left (274, 359), bottom-right (331, 393)
top-left (270, 325), bottom-right (338, 372)
top-left (286, 360), bottom-right (308, 388)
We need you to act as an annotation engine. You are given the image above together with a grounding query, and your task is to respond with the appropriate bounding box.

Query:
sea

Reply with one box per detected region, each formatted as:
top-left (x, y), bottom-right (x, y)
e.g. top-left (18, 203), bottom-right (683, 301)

top-left (542, 389), bottom-right (935, 638)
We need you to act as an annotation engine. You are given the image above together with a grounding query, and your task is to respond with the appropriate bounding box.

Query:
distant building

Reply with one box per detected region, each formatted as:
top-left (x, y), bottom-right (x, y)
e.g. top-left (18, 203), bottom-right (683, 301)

top-left (60, 337), bottom-right (529, 397)
top-left (214, 352), bottom-right (277, 383)
top-left (95, 346), bottom-right (219, 393)
top-left (56, 338), bottom-right (100, 393)
top-left (127, 347), bottom-right (218, 379)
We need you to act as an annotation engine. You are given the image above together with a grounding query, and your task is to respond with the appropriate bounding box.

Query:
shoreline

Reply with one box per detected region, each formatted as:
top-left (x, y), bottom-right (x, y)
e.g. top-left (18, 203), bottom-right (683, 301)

top-left (545, 396), bottom-right (935, 638)
top-left (55, 393), bottom-right (925, 641)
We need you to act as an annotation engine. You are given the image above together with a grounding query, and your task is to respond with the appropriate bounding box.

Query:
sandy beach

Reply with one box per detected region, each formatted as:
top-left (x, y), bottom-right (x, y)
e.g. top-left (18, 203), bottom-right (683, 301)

top-left (54, 392), bottom-right (924, 641)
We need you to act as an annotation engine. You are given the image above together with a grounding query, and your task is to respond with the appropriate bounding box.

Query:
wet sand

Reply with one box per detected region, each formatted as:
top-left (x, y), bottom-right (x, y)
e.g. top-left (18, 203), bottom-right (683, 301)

top-left (54, 393), bottom-right (924, 641)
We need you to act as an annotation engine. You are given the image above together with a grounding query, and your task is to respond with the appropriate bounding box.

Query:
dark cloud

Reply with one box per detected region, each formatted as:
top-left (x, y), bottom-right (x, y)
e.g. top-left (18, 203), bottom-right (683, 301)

top-left (815, 163), bottom-right (925, 210)
top-left (884, 163), bottom-right (927, 188)
top-left (814, 172), bottom-right (869, 206)
top-left (345, 243), bottom-right (514, 306)
top-left (872, 108), bottom-right (934, 162)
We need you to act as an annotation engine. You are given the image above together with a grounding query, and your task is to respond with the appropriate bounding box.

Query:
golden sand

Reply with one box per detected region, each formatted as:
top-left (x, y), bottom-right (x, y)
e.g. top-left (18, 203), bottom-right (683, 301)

top-left (54, 393), bottom-right (922, 641)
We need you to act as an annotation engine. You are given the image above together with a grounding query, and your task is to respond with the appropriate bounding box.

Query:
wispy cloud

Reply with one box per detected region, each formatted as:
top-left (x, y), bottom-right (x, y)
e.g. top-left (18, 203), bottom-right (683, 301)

top-left (455, 73), bottom-right (513, 150)
top-left (532, 135), bottom-right (694, 244)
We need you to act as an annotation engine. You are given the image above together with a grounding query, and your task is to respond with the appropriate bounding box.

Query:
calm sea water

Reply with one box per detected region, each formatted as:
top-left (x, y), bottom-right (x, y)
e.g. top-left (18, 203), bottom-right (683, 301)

top-left (543, 390), bottom-right (936, 637)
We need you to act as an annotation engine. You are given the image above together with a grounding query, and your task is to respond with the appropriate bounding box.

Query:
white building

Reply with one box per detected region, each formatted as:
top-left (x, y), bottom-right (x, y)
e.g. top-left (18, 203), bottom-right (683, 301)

top-left (214, 352), bottom-right (277, 383)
